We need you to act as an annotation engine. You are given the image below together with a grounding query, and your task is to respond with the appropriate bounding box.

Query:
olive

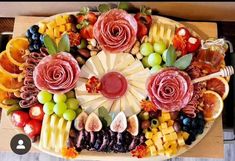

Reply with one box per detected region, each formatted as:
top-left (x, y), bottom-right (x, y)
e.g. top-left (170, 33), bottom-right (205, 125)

top-left (141, 120), bottom-right (151, 129)
top-left (173, 121), bottom-right (181, 132)
top-left (149, 111), bottom-right (160, 119)
top-left (151, 119), bottom-right (159, 128)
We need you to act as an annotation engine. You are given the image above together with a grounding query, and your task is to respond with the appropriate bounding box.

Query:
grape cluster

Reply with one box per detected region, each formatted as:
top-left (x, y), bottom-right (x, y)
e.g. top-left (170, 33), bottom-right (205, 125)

top-left (37, 90), bottom-right (80, 121)
top-left (178, 112), bottom-right (205, 145)
top-left (25, 25), bottom-right (44, 52)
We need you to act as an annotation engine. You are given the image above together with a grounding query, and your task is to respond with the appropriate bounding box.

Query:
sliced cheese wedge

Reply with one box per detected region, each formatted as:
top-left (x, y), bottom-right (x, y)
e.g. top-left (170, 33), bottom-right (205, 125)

top-left (49, 114), bottom-right (59, 150)
top-left (110, 99), bottom-right (121, 115)
top-left (115, 53), bottom-right (135, 71)
top-left (82, 97), bottom-right (107, 114)
top-left (126, 68), bottom-right (150, 80)
top-left (86, 55), bottom-right (105, 77)
top-left (106, 52), bottom-right (118, 71)
top-left (39, 114), bottom-right (50, 149)
top-left (121, 60), bottom-right (144, 76)
top-left (94, 99), bottom-right (114, 114)
top-left (77, 93), bottom-right (103, 105)
top-left (129, 85), bottom-right (147, 102)
top-left (56, 117), bottom-right (65, 152)
top-left (126, 91), bottom-right (141, 116)
top-left (80, 64), bottom-right (96, 78)
top-left (97, 51), bottom-right (109, 72)
top-left (129, 80), bottom-right (147, 90)
top-left (75, 78), bottom-right (88, 96)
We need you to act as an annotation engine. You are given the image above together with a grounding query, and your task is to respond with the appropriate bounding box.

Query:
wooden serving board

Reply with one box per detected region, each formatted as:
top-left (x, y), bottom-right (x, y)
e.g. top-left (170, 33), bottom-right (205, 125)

top-left (0, 16), bottom-right (224, 159)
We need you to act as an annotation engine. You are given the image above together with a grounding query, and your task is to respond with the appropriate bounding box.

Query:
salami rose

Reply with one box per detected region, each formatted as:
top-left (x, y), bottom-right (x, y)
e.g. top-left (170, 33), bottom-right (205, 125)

top-left (93, 9), bottom-right (137, 53)
top-left (147, 68), bottom-right (193, 112)
top-left (33, 52), bottom-right (80, 94)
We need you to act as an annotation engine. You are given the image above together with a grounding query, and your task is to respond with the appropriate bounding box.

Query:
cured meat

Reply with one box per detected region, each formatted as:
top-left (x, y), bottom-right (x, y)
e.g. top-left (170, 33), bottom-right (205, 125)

top-left (33, 52), bottom-right (80, 94)
top-left (147, 68), bottom-right (194, 112)
top-left (19, 50), bottom-right (47, 108)
top-left (93, 9), bottom-right (137, 53)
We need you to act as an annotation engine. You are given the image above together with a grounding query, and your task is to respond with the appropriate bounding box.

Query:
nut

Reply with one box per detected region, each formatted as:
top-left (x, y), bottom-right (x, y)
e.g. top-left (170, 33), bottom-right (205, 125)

top-left (90, 50), bottom-right (98, 56)
top-left (76, 56), bottom-right (86, 65)
top-left (136, 52), bottom-right (143, 60)
top-left (87, 45), bottom-right (93, 50)
top-left (90, 39), bottom-right (97, 47)
top-left (14, 91), bottom-right (21, 98)
top-left (131, 41), bottom-right (140, 55)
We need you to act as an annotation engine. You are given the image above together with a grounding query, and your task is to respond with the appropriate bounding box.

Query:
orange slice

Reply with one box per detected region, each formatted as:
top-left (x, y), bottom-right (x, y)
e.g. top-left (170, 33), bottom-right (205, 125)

top-left (206, 77), bottom-right (229, 100)
top-left (0, 50), bottom-right (23, 78)
top-left (0, 71), bottom-right (23, 92)
top-left (202, 90), bottom-right (223, 121)
top-left (6, 37), bottom-right (29, 66)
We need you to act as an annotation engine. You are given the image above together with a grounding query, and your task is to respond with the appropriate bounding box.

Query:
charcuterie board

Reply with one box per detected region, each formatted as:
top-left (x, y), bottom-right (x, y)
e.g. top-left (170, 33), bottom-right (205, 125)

top-left (0, 4), bottom-right (228, 160)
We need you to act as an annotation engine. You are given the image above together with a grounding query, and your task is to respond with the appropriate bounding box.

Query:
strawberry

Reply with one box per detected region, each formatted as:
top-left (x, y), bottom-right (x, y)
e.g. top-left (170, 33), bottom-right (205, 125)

top-left (77, 12), bottom-right (97, 25)
top-left (134, 13), bottom-right (152, 29)
top-left (136, 21), bottom-right (148, 40)
top-left (80, 24), bottom-right (94, 39)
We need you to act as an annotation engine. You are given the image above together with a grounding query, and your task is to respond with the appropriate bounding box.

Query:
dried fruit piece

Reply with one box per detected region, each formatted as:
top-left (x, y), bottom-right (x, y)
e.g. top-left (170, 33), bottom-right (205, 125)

top-left (85, 112), bottom-right (102, 132)
top-left (110, 111), bottom-right (127, 133)
top-left (85, 76), bottom-right (101, 93)
top-left (127, 114), bottom-right (139, 136)
top-left (68, 32), bottom-right (81, 46)
top-left (74, 111), bottom-right (88, 131)
top-left (140, 100), bottom-right (157, 112)
top-left (61, 147), bottom-right (79, 159)
top-left (131, 145), bottom-right (148, 158)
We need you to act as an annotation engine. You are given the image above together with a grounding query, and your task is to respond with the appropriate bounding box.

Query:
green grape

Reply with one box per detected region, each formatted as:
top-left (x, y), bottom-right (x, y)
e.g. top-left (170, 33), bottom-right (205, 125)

top-left (148, 53), bottom-right (162, 66)
top-left (76, 108), bottom-right (83, 115)
top-left (53, 94), bottom-right (67, 103)
top-left (63, 109), bottom-right (76, 121)
top-left (37, 91), bottom-right (52, 104)
top-left (141, 56), bottom-right (151, 68)
top-left (150, 65), bottom-right (163, 74)
top-left (66, 98), bottom-right (79, 110)
top-left (153, 41), bottom-right (166, 54)
top-left (66, 91), bottom-right (75, 98)
top-left (140, 42), bottom-right (154, 56)
top-left (43, 102), bottom-right (55, 115)
top-left (162, 49), bottom-right (167, 62)
top-left (77, 39), bottom-right (87, 49)
top-left (53, 102), bottom-right (67, 117)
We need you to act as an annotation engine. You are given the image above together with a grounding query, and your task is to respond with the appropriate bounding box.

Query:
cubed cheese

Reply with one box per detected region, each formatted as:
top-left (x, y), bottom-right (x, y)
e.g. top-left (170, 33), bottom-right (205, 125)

top-left (45, 29), bottom-right (54, 39)
top-left (177, 137), bottom-right (185, 146)
top-left (168, 120), bottom-right (174, 126)
top-left (65, 23), bottom-right (72, 31)
top-left (145, 139), bottom-right (153, 146)
top-left (152, 128), bottom-right (158, 134)
top-left (161, 122), bottom-right (168, 129)
top-left (154, 138), bottom-right (164, 151)
top-left (158, 150), bottom-right (165, 156)
top-left (55, 15), bottom-right (66, 26)
top-left (46, 20), bottom-right (56, 30)
top-left (149, 145), bottom-right (157, 156)
top-left (38, 22), bottom-right (47, 34)
top-left (163, 142), bottom-right (171, 150)
top-left (145, 131), bottom-right (153, 139)
top-left (162, 126), bottom-right (175, 135)
top-left (59, 25), bottom-right (66, 32)
top-left (54, 27), bottom-right (60, 38)
top-left (55, 38), bottom-right (60, 45)
top-left (161, 112), bottom-right (171, 122)
top-left (165, 148), bottom-right (173, 157)
top-left (182, 132), bottom-right (190, 140)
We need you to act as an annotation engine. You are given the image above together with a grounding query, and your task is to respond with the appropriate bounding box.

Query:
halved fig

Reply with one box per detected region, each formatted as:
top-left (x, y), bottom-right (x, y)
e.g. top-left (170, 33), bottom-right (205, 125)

top-left (85, 112), bottom-right (102, 132)
top-left (110, 111), bottom-right (127, 133)
top-left (127, 114), bottom-right (139, 136)
top-left (74, 111), bottom-right (88, 131)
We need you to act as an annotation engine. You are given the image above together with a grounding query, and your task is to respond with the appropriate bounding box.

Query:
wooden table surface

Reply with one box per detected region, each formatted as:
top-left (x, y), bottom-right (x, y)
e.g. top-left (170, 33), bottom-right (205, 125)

top-left (0, 16), bottom-right (224, 159)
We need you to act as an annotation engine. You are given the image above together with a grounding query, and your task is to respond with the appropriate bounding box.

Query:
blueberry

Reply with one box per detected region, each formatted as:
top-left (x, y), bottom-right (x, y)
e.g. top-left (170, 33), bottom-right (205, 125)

top-left (28, 37), bottom-right (33, 43)
top-left (183, 117), bottom-right (191, 127)
top-left (40, 34), bottom-right (44, 43)
top-left (29, 25), bottom-right (39, 34)
top-left (196, 112), bottom-right (204, 120)
top-left (29, 45), bottom-right (35, 52)
top-left (191, 119), bottom-right (199, 128)
top-left (197, 128), bottom-right (204, 134)
top-left (198, 119), bottom-right (205, 127)
top-left (179, 115), bottom-right (185, 121)
top-left (182, 125), bottom-right (190, 132)
top-left (185, 139), bottom-right (192, 145)
top-left (189, 133), bottom-right (196, 142)
top-left (33, 44), bottom-right (40, 50)
top-left (32, 33), bottom-right (40, 40)
top-left (26, 30), bottom-right (32, 38)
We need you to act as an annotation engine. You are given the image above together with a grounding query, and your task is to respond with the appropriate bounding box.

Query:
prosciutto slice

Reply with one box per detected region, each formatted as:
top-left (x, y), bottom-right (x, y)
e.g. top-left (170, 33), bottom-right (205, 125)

top-left (93, 9), bottom-right (137, 53)
top-left (147, 68), bottom-right (194, 112)
top-left (33, 52), bottom-right (80, 94)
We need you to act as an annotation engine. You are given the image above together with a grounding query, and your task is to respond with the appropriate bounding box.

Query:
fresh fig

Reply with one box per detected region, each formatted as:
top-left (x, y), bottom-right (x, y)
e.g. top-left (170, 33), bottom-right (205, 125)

top-left (127, 114), bottom-right (139, 136)
top-left (110, 111), bottom-right (127, 133)
top-left (74, 111), bottom-right (88, 131)
top-left (85, 112), bottom-right (102, 132)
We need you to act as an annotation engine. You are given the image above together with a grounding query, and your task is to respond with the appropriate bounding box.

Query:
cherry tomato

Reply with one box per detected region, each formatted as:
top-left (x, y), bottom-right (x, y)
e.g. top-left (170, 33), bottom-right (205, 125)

top-left (29, 104), bottom-right (44, 121)
top-left (24, 119), bottom-right (42, 138)
top-left (176, 27), bottom-right (191, 40)
top-left (187, 36), bottom-right (201, 52)
top-left (11, 111), bottom-right (30, 128)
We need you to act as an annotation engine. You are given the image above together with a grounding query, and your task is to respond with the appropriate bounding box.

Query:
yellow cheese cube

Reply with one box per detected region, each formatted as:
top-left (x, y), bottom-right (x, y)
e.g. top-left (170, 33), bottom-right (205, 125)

top-left (152, 128), bottom-right (158, 134)
top-left (145, 139), bottom-right (153, 146)
top-left (54, 27), bottom-right (60, 38)
top-left (38, 22), bottom-right (47, 34)
top-left (65, 23), bottom-right (72, 31)
top-left (182, 132), bottom-right (190, 140)
top-left (162, 112), bottom-right (171, 121)
top-left (172, 148), bottom-right (178, 155)
top-left (158, 150), bottom-right (165, 156)
top-left (161, 122), bottom-right (168, 129)
top-left (177, 137), bottom-right (185, 146)
top-left (163, 142), bottom-right (171, 150)
top-left (45, 29), bottom-right (54, 39)
top-left (155, 132), bottom-right (163, 139)
top-left (154, 138), bottom-right (164, 151)
top-left (59, 25), bottom-right (66, 32)
top-left (149, 145), bottom-right (157, 156)
top-left (163, 132), bottom-right (177, 142)
top-left (162, 126), bottom-right (175, 135)
top-left (170, 132), bottom-right (178, 140)
top-left (158, 117), bottom-right (164, 123)
top-left (168, 120), bottom-right (174, 126)
top-left (145, 131), bottom-right (153, 139)
top-left (169, 140), bottom-right (177, 146)
top-left (165, 148), bottom-right (173, 157)
top-left (63, 14), bottom-right (69, 21)
top-left (46, 20), bottom-right (56, 30)
top-left (171, 143), bottom-right (177, 150)
top-left (55, 15), bottom-right (67, 26)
